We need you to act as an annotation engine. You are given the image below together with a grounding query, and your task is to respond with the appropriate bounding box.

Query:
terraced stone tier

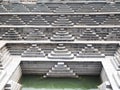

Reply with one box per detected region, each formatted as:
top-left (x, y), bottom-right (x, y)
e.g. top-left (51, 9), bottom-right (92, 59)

top-left (1, 2), bottom-right (120, 13)
top-left (0, 27), bottom-right (120, 41)
top-left (0, 14), bottom-right (120, 26)
top-left (6, 43), bottom-right (118, 56)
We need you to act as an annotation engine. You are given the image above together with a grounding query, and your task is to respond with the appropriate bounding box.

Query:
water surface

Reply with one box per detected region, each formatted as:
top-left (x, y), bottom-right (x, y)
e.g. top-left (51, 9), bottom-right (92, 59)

top-left (21, 75), bottom-right (101, 90)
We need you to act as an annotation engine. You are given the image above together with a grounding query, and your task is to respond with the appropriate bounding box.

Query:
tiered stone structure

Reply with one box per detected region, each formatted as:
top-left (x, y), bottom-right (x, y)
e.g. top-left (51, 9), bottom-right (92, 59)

top-left (0, 0), bottom-right (120, 90)
top-left (44, 62), bottom-right (78, 78)
top-left (24, 29), bottom-right (48, 40)
top-left (2, 28), bottom-right (22, 40)
top-left (76, 44), bottom-right (105, 58)
top-left (22, 44), bottom-right (45, 57)
top-left (48, 44), bottom-right (74, 59)
top-left (50, 28), bottom-right (75, 41)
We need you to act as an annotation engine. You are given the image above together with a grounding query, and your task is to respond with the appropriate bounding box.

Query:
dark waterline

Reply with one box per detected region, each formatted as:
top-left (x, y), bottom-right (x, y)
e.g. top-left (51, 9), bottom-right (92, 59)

top-left (21, 75), bottom-right (101, 90)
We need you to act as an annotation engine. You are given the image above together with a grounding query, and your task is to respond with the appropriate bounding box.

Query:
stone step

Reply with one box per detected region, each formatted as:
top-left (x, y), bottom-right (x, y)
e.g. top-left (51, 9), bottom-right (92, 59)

top-left (48, 54), bottom-right (74, 59)
top-left (113, 72), bottom-right (120, 89)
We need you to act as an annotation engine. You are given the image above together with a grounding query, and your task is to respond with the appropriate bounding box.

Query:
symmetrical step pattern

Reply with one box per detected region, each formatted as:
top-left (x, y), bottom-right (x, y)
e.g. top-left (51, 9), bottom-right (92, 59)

top-left (0, 14), bottom-right (120, 25)
top-left (44, 62), bottom-right (78, 78)
top-left (111, 48), bottom-right (120, 70)
top-left (1, 3), bottom-right (120, 13)
top-left (2, 28), bottom-right (22, 40)
top-left (7, 43), bottom-right (117, 56)
top-left (28, 15), bottom-right (49, 25)
top-left (77, 28), bottom-right (101, 40)
top-left (50, 28), bottom-right (75, 41)
top-left (21, 61), bottom-right (102, 75)
top-left (24, 28), bottom-right (48, 40)
top-left (22, 44), bottom-right (45, 57)
top-left (76, 44), bottom-right (105, 58)
top-left (0, 27), bottom-right (120, 41)
top-left (52, 15), bottom-right (74, 26)
top-left (77, 15), bottom-right (98, 25)
top-left (4, 80), bottom-right (22, 90)
top-left (48, 44), bottom-right (74, 59)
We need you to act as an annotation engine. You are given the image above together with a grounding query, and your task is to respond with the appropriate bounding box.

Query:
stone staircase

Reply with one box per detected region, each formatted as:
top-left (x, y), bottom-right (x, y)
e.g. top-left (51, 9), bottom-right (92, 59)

top-left (0, 47), bottom-right (12, 69)
top-left (50, 28), bottom-right (75, 41)
top-left (76, 44), bottom-right (105, 58)
top-left (111, 48), bottom-right (120, 70)
top-left (55, 4), bottom-right (74, 13)
top-left (48, 44), bottom-right (74, 59)
top-left (2, 28), bottom-right (22, 40)
top-left (24, 28), bottom-right (48, 40)
top-left (44, 62), bottom-right (78, 78)
top-left (22, 44), bottom-right (45, 57)
top-left (113, 72), bottom-right (120, 89)
top-left (77, 28), bottom-right (102, 40)
top-left (52, 15), bottom-right (74, 26)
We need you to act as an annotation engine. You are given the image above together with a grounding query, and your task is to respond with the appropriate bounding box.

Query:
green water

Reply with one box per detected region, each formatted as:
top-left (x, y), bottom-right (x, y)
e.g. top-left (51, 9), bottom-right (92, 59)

top-left (21, 75), bottom-right (101, 90)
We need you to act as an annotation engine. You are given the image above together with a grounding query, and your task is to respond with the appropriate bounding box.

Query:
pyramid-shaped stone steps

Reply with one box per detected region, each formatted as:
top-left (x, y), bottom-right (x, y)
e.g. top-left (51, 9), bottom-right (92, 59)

top-left (28, 15), bottom-right (49, 25)
top-left (50, 28), bottom-right (75, 41)
top-left (24, 29), bottom-right (48, 40)
top-left (2, 28), bottom-right (22, 40)
top-left (76, 44), bottom-right (105, 58)
top-left (76, 4), bottom-right (95, 12)
top-left (77, 29), bottom-right (102, 40)
top-left (5, 15), bottom-right (25, 25)
top-left (55, 4), bottom-right (74, 13)
top-left (48, 44), bottom-right (74, 59)
top-left (44, 62), bottom-right (78, 78)
top-left (32, 4), bottom-right (52, 13)
top-left (22, 44), bottom-right (45, 57)
top-left (77, 15), bottom-right (97, 25)
top-left (52, 16), bottom-right (74, 26)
